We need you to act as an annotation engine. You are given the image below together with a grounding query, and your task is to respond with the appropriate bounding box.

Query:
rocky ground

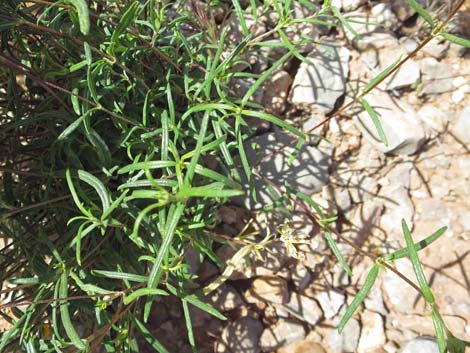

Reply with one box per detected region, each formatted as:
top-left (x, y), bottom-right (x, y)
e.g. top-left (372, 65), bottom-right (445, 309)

top-left (143, 1), bottom-right (470, 353)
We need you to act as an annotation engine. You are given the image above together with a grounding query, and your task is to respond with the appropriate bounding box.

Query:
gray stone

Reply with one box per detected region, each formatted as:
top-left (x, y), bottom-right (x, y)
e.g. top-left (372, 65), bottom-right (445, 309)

top-left (216, 317), bottom-right (263, 353)
top-left (399, 37), bottom-right (419, 53)
top-left (458, 212), bottom-right (470, 232)
top-left (451, 107), bottom-right (470, 143)
top-left (290, 41), bottom-right (350, 113)
top-left (377, 48), bottom-right (420, 90)
top-left (420, 58), bottom-right (454, 94)
top-left (386, 161), bottom-right (413, 189)
top-left (279, 340), bottom-right (327, 353)
top-left (417, 105), bottom-right (451, 135)
top-left (332, 264), bottom-right (351, 287)
top-left (235, 131), bottom-right (332, 209)
top-left (382, 259), bottom-right (420, 313)
top-left (208, 284), bottom-right (244, 312)
top-left (348, 174), bottom-right (379, 203)
top-left (291, 264), bottom-right (313, 292)
top-left (262, 70), bottom-right (292, 114)
top-left (364, 285), bottom-right (388, 316)
top-left (352, 142), bottom-right (386, 171)
top-left (353, 31), bottom-right (399, 51)
top-left (268, 3), bottom-right (325, 53)
top-left (330, 0), bottom-right (366, 12)
top-left (453, 301), bottom-right (470, 316)
top-left (226, 13), bottom-right (265, 44)
top-left (422, 38), bottom-right (449, 59)
top-left (370, 3), bottom-right (400, 31)
top-left (385, 59), bottom-right (420, 90)
top-left (231, 77), bottom-right (264, 104)
top-left (353, 90), bottom-right (426, 155)
top-left (399, 337), bottom-right (439, 353)
top-left (361, 35), bottom-right (420, 91)
top-left (245, 275), bottom-right (289, 304)
top-left (380, 185), bottom-right (415, 233)
top-left (449, 42), bottom-right (468, 57)
top-left (317, 290), bottom-right (346, 319)
top-left (328, 318), bottom-right (361, 353)
top-left (357, 311), bottom-right (386, 353)
top-left (280, 292), bottom-right (323, 326)
top-left (334, 188), bottom-right (352, 212)
top-left (260, 319), bottom-right (306, 352)
top-left (342, 11), bottom-right (398, 51)
top-left (391, 0), bottom-right (422, 21)
top-left (298, 237), bottom-right (328, 271)
top-left (416, 198), bottom-right (451, 222)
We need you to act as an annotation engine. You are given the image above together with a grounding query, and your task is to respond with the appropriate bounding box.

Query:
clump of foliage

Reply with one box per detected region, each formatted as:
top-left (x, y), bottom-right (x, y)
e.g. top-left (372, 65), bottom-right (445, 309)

top-left (0, 0), bottom-right (469, 352)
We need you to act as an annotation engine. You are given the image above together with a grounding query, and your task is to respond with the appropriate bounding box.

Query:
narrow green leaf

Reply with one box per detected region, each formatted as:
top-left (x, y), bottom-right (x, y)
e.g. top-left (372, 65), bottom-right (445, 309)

top-left (183, 294), bottom-right (226, 320)
top-left (386, 226), bottom-right (447, 261)
top-left (8, 277), bottom-right (40, 285)
top-left (440, 32), bottom-right (470, 48)
top-left (362, 56), bottom-right (402, 95)
top-left (193, 164), bottom-right (241, 189)
top-left (179, 103), bottom-right (233, 126)
top-left (278, 29), bottom-right (315, 65)
top-left (118, 179), bottom-right (178, 190)
top-left (406, 0), bottom-right (434, 27)
top-left (184, 111), bottom-right (210, 188)
top-left (76, 169), bottom-right (110, 212)
top-left (66, 169), bottom-right (93, 217)
top-left (231, 0), bottom-right (248, 36)
top-left (182, 300), bottom-right (196, 352)
top-left (118, 160), bottom-right (177, 174)
top-left (176, 183), bottom-right (243, 199)
top-left (359, 97), bottom-right (388, 147)
top-left (332, 6), bottom-right (362, 39)
top-left (282, 0), bottom-right (293, 15)
top-left (142, 90), bottom-right (150, 126)
top-left (147, 203), bottom-right (185, 288)
top-left (123, 288), bottom-right (169, 305)
top-left (402, 219), bottom-right (435, 304)
top-left (131, 203), bottom-right (163, 246)
top-left (218, 32), bottom-right (253, 70)
top-left (86, 128), bottom-right (112, 168)
top-left (324, 229), bottom-right (353, 277)
top-left (59, 272), bottom-right (86, 350)
top-left (69, 60), bottom-right (87, 73)
top-left (134, 318), bottom-right (170, 353)
top-left (240, 109), bottom-right (304, 138)
top-left (66, 0), bottom-right (90, 35)
top-left (241, 52), bottom-right (291, 106)
top-left (431, 309), bottom-right (447, 353)
top-left (75, 221), bottom-right (86, 265)
top-left (101, 189), bottom-right (129, 221)
top-left (235, 116), bottom-right (255, 202)
top-left (285, 185), bottom-right (325, 218)
top-left (110, 2), bottom-right (139, 47)
top-left (70, 272), bottom-right (113, 295)
top-left (447, 334), bottom-right (466, 353)
top-left (181, 136), bottom-right (225, 162)
top-left (91, 270), bottom-right (148, 283)
top-left (58, 109), bottom-right (94, 140)
top-left (212, 120), bottom-right (240, 181)
top-left (288, 136), bottom-right (305, 166)
top-left (339, 264), bottom-right (379, 333)
top-left (71, 87), bottom-right (81, 114)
